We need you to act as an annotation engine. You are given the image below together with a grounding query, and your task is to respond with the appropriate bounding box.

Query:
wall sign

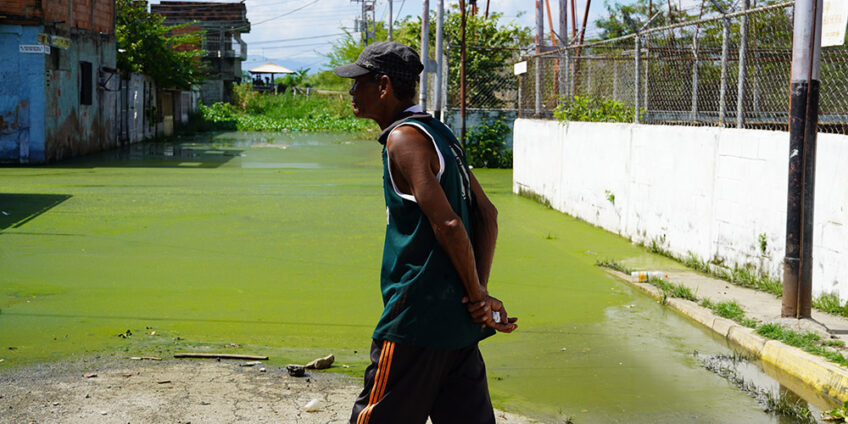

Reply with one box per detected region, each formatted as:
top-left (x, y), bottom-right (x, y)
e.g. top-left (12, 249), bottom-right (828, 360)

top-left (823, 0), bottom-right (848, 47)
top-left (514, 61), bottom-right (528, 76)
top-left (20, 44), bottom-right (51, 54)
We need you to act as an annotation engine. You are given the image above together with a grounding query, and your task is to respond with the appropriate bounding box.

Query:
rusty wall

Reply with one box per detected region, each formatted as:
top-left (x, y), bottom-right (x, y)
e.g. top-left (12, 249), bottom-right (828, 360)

top-left (42, 29), bottom-right (117, 163)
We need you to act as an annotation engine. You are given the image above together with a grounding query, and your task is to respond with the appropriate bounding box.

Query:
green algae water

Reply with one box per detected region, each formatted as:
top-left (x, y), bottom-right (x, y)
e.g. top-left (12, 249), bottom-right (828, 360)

top-left (0, 132), bottom-right (815, 422)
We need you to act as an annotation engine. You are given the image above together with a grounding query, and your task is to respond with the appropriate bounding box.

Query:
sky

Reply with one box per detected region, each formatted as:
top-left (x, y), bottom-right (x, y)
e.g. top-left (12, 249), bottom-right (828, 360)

top-left (148, 1), bottom-right (613, 73)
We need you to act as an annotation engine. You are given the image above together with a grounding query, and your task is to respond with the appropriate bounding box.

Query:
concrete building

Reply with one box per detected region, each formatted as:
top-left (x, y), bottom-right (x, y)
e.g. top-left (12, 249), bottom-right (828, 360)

top-left (0, 0), bottom-right (119, 164)
top-left (151, 1), bottom-right (249, 104)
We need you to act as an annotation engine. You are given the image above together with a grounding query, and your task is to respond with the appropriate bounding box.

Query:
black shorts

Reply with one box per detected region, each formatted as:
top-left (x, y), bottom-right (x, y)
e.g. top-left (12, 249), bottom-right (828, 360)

top-left (350, 339), bottom-right (496, 424)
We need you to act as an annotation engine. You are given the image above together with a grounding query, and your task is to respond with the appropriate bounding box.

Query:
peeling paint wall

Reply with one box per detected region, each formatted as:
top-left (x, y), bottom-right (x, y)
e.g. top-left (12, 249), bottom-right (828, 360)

top-left (0, 25), bottom-right (46, 163)
top-left (42, 30), bottom-right (117, 162)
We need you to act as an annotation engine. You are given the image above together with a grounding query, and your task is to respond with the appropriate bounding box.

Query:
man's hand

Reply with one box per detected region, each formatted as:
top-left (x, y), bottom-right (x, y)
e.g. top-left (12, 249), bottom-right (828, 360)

top-left (462, 295), bottom-right (518, 333)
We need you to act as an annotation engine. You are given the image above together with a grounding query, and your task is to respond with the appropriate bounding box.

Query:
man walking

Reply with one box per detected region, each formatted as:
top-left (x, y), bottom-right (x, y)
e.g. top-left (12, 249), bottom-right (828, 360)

top-left (335, 42), bottom-right (517, 424)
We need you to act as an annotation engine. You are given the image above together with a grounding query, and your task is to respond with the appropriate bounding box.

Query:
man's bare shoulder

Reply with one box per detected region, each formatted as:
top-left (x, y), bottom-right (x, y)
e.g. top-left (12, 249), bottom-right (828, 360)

top-left (386, 124), bottom-right (431, 151)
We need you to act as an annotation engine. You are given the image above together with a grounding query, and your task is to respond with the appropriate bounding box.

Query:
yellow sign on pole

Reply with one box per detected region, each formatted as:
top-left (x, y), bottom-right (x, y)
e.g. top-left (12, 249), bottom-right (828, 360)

top-left (823, 0), bottom-right (848, 47)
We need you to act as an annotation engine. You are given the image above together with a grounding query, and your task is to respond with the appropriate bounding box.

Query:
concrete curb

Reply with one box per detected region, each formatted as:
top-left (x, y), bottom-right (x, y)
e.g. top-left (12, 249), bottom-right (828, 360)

top-left (603, 269), bottom-right (848, 403)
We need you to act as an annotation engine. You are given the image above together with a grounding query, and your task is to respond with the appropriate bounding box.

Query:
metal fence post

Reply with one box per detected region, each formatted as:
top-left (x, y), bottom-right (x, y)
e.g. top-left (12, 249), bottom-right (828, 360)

top-left (565, 48), bottom-right (573, 100)
top-left (736, 0), bottom-right (750, 128)
top-left (643, 35), bottom-right (649, 111)
top-left (535, 56), bottom-right (543, 117)
top-left (691, 33), bottom-right (700, 122)
top-left (613, 60), bottom-right (620, 101)
top-left (719, 15), bottom-right (730, 127)
top-left (517, 73), bottom-right (523, 118)
top-left (634, 35), bottom-right (641, 124)
top-left (559, 49), bottom-right (567, 99)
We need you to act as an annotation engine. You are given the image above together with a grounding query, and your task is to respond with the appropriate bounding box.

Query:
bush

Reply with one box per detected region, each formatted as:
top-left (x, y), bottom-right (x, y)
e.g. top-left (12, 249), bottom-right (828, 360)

top-left (553, 96), bottom-right (637, 123)
top-left (464, 120), bottom-right (512, 168)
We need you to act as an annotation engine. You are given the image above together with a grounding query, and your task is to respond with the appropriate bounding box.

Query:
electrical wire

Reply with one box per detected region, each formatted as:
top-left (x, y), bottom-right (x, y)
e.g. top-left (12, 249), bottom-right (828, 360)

top-left (248, 32), bottom-right (348, 45)
top-left (250, 0), bottom-right (321, 26)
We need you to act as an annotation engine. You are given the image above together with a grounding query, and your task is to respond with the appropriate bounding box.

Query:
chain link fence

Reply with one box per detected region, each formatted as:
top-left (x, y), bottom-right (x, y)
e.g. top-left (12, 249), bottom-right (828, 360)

top-left (516, 1), bottom-right (848, 134)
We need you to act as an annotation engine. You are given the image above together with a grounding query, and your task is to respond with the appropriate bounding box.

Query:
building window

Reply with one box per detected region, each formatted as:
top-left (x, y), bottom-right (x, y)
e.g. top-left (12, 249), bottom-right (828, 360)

top-left (80, 61), bottom-right (93, 105)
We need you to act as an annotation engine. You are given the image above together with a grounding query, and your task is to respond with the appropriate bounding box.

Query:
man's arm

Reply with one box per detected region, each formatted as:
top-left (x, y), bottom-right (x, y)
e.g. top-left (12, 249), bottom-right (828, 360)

top-left (386, 126), bottom-right (516, 332)
top-left (469, 172), bottom-right (497, 288)
top-left (386, 127), bottom-right (488, 304)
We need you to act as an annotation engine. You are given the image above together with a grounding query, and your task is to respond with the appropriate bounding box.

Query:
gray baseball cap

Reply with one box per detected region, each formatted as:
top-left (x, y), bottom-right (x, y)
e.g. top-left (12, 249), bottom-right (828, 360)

top-left (334, 41), bottom-right (424, 82)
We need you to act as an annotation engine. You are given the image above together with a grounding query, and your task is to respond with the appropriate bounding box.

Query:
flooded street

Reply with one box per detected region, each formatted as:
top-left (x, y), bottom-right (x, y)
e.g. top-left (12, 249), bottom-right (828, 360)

top-left (0, 132), bottom-right (830, 422)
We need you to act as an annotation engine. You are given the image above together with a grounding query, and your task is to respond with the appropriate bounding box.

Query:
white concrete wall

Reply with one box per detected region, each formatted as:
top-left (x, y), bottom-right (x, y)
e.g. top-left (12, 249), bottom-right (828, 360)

top-left (513, 119), bottom-right (848, 300)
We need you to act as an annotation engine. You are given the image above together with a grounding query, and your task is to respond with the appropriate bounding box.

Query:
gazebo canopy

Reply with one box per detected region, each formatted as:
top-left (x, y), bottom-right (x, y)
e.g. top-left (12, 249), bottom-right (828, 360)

top-left (249, 62), bottom-right (294, 74)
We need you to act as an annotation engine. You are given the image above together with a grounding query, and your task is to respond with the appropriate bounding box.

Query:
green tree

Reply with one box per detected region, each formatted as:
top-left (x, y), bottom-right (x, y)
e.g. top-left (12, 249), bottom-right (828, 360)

top-left (395, 7), bottom-right (532, 107)
top-left (596, 0), bottom-right (694, 39)
top-left (116, 0), bottom-right (206, 89)
top-left (320, 9), bottom-right (531, 105)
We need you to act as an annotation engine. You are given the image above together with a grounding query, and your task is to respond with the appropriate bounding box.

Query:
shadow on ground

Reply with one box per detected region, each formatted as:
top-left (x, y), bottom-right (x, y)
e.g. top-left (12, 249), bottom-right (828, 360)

top-left (0, 193), bottom-right (72, 231)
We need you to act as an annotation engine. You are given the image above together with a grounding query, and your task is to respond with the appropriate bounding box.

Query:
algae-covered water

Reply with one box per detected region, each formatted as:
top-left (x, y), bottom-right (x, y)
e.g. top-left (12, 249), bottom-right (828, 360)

top-left (0, 132), bottom-right (809, 422)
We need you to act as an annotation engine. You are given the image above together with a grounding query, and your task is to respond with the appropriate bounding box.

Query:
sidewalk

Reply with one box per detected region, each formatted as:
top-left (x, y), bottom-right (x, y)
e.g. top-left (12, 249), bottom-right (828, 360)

top-left (603, 267), bottom-right (848, 407)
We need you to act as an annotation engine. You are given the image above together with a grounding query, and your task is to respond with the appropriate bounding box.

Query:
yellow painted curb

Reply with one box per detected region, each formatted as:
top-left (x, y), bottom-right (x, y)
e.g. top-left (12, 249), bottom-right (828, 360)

top-left (602, 268), bottom-right (848, 403)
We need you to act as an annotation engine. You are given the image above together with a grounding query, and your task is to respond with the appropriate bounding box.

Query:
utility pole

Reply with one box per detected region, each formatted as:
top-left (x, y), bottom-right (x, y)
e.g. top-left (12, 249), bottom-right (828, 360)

top-left (535, 0), bottom-right (544, 117)
top-left (388, 0), bottom-right (393, 41)
top-left (352, 0), bottom-right (376, 45)
top-left (559, 0), bottom-right (568, 45)
top-left (460, 0), bottom-right (467, 144)
top-left (783, 0), bottom-right (823, 319)
top-left (419, 0), bottom-right (430, 111)
top-left (434, 0), bottom-right (445, 120)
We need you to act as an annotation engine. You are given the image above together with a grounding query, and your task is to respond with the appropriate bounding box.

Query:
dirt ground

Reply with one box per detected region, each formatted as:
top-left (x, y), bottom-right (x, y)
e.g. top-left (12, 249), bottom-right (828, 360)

top-left (0, 356), bottom-right (536, 424)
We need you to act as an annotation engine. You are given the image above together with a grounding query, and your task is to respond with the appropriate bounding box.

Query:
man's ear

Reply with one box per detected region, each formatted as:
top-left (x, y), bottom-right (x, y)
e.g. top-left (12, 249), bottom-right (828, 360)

top-left (378, 75), bottom-right (392, 99)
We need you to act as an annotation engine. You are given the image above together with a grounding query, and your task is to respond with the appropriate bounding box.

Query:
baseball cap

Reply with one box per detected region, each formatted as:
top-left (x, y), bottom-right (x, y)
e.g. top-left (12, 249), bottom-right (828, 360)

top-left (334, 41), bottom-right (424, 82)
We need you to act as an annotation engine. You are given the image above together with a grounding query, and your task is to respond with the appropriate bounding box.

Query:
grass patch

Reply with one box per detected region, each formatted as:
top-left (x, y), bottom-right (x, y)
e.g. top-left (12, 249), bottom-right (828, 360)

top-left (680, 251), bottom-right (782, 296)
top-left (647, 276), bottom-right (697, 302)
top-left (823, 401), bottom-right (848, 422)
top-left (595, 258), bottom-right (634, 274)
top-left (813, 293), bottom-right (848, 318)
top-left (756, 323), bottom-right (848, 367)
top-left (700, 299), bottom-right (758, 328)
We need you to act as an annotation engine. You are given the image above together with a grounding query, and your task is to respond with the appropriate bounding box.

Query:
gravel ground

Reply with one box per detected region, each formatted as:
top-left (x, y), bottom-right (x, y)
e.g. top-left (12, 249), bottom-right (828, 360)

top-left (0, 356), bottom-right (537, 424)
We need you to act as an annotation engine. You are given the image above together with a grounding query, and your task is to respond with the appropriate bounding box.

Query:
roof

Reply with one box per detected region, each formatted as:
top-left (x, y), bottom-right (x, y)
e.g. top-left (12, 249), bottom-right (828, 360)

top-left (249, 63), bottom-right (294, 74)
top-left (151, 1), bottom-right (249, 30)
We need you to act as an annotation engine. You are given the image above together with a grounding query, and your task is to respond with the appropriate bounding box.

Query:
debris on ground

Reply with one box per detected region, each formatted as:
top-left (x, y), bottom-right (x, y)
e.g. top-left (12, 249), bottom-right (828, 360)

top-left (303, 398), bottom-right (323, 412)
top-left (240, 361), bottom-right (263, 367)
top-left (82, 373), bottom-right (97, 379)
top-left (174, 353), bottom-right (268, 360)
top-left (286, 364), bottom-right (305, 377)
top-left (129, 356), bottom-right (161, 361)
top-left (305, 354), bottom-right (334, 370)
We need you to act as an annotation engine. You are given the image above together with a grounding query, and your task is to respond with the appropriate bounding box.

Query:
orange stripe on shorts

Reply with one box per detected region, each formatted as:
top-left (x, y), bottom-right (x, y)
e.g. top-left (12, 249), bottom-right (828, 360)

top-left (357, 340), bottom-right (395, 424)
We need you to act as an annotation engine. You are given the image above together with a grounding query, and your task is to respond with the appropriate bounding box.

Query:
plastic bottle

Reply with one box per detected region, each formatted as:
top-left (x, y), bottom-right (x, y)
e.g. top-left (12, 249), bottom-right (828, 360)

top-left (630, 271), bottom-right (669, 282)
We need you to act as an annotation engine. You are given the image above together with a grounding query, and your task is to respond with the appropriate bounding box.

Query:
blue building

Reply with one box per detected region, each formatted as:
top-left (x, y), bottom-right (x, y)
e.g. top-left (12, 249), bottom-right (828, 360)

top-left (0, 1), bottom-right (118, 164)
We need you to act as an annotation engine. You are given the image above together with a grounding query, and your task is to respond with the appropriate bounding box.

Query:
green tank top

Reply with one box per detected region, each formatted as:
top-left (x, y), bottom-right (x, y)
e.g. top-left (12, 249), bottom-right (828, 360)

top-left (373, 116), bottom-right (495, 349)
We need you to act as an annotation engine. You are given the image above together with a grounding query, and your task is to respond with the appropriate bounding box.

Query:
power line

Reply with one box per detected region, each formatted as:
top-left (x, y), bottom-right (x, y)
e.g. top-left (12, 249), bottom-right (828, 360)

top-left (248, 32), bottom-right (348, 45)
top-left (250, 41), bottom-right (335, 50)
top-left (251, 0), bottom-right (321, 26)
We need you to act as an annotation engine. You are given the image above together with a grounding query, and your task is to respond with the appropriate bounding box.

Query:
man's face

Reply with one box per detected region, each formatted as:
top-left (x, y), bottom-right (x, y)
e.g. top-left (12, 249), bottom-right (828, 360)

top-left (349, 74), bottom-right (380, 119)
